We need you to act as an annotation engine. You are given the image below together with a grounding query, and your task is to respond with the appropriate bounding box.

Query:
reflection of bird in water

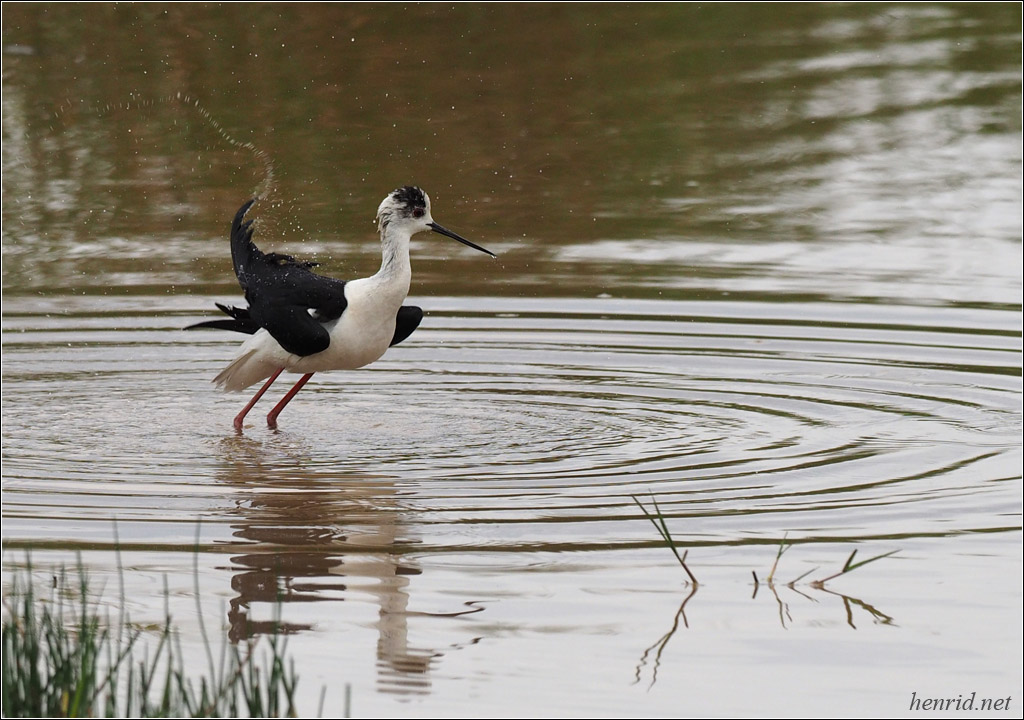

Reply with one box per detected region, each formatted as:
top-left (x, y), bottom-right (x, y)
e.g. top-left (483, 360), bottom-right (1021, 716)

top-left (212, 438), bottom-right (451, 696)
top-left (188, 187), bottom-right (495, 431)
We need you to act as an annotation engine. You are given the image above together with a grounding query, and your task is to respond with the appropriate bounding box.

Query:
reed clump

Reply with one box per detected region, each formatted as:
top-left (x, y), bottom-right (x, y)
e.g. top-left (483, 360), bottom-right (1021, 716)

top-left (2, 560), bottom-right (303, 718)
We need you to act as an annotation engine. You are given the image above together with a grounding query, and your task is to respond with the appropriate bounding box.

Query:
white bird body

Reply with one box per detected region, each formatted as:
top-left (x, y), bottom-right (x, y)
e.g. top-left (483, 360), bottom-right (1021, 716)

top-left (214, 233), bottom-right (414, 392)
top-left (187, 186), bottom-right (494, 430)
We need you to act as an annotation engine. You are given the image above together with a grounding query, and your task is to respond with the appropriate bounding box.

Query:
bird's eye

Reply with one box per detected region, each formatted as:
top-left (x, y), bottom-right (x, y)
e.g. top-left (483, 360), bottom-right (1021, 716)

top-left (412, 208), bottom-right (425, 218)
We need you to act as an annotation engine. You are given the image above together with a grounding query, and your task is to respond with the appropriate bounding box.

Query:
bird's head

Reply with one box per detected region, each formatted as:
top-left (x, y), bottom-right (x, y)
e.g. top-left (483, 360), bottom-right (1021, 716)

top-left (376, 186), bottom-right (495, 257)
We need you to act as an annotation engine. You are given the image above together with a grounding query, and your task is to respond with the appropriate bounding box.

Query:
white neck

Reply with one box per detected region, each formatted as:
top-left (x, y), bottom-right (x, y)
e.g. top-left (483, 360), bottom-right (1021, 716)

top-left (371, 223), bottom-right (412, 299)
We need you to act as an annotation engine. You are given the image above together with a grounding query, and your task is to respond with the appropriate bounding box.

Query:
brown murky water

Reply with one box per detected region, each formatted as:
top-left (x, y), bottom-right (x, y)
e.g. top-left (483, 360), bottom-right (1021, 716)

top-left (3, 4), bottom-right (1021, 716)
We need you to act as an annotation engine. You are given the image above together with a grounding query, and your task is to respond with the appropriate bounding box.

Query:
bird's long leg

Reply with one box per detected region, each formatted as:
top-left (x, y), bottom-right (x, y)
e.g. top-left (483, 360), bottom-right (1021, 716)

top-left (266, 373), bottom-right (315, 429)
top-left (233, 367), bottom-right (284, 432)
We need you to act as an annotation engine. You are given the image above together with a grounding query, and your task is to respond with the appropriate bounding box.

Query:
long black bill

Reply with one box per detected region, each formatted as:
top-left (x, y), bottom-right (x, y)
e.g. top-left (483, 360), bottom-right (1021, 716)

top-left (429, 222), bottom-right (496, 258)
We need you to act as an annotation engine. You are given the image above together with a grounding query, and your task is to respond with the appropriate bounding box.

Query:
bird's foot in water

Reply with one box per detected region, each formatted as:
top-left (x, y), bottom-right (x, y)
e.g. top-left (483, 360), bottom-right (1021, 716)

top-left (265, 372), bottom-right (314, 430)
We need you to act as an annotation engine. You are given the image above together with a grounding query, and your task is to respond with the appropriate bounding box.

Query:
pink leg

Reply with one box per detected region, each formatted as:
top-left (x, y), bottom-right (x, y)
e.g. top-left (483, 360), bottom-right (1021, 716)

top-left (266, 373), bottom-right (315, 429)
top-left (233, 368), bottom-right (284, 432)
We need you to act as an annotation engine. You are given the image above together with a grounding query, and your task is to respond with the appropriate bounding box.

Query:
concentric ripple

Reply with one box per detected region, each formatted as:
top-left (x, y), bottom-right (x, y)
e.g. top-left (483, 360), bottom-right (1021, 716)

top-left (1, 296), bottom-right (1020, 551)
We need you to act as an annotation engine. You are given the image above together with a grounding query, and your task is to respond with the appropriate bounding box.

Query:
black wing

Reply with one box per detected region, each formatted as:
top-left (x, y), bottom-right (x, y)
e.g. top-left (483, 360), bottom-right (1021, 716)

top-left (391, 306), bottom-right (423, 346)
top-left (186, 200), bottom-right (348, 357)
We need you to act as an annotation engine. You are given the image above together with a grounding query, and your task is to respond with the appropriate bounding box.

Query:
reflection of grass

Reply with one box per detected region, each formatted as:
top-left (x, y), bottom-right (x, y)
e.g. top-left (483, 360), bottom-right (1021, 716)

top-left (2, 559), bottom-right (308, 718)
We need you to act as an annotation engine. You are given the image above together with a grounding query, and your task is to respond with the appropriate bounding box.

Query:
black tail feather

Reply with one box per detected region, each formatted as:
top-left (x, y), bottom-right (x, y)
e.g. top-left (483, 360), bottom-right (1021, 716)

top-left (214, 302), bottom-right (251, 321)
top-left (184, 318), bottom-right (260, 334)
top-left (184, 302), bottom-right (259, 334)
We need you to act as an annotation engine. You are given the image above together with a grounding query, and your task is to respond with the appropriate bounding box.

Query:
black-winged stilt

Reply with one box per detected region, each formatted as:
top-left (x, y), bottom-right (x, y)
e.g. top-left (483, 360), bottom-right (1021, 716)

top-left (187, 187), bottom-right (495, 431)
